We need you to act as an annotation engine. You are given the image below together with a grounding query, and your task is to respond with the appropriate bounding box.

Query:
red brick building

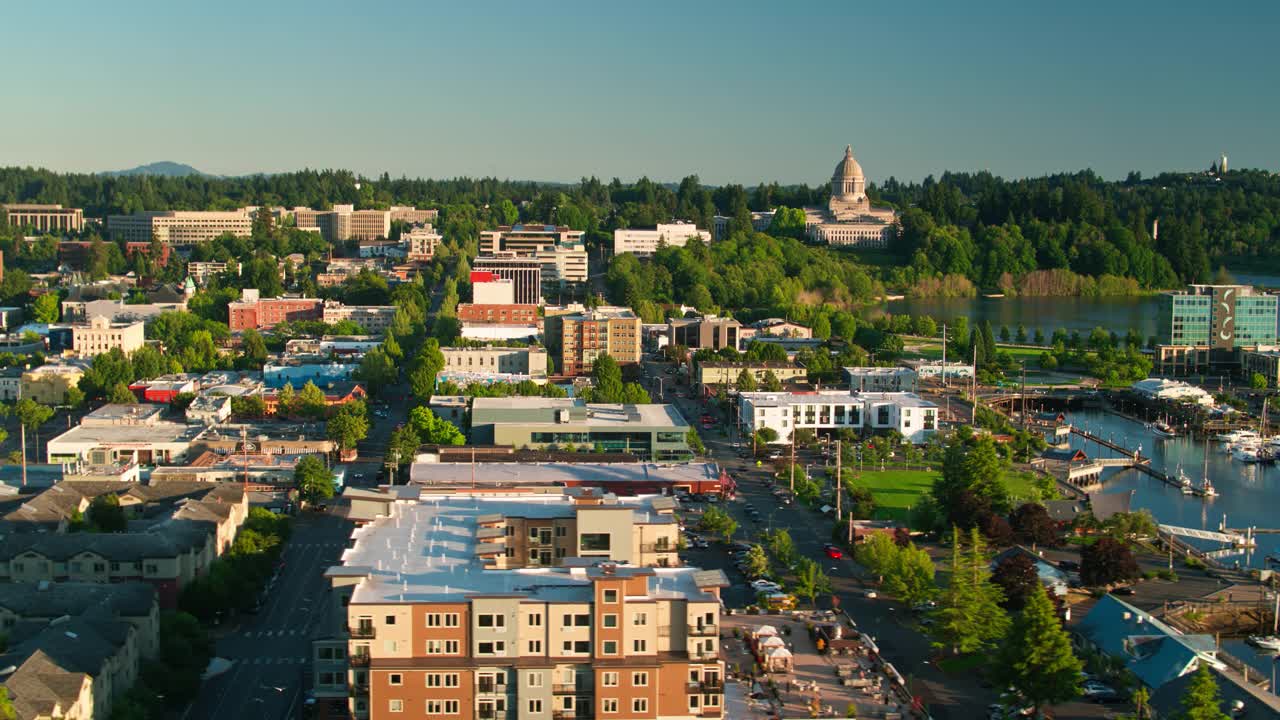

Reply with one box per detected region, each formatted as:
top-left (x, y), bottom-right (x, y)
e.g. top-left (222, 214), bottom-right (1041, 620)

top-left (456, 303), bottom-right (540, 325)
top-left (228, 289), bottom-right (323, 331)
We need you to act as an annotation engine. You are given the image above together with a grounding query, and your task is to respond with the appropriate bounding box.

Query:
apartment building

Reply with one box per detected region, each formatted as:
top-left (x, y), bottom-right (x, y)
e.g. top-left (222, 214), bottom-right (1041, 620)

top-left (322, 301), bottom-right (399, 334)
top-left (2, 203), bottom-right (85, 233)
top-left (315, 488), bottom-right (726, 720)
top-left (20, 363), bottom-right (86, 405)
top-left (738, 390), bottom-right (938, 444)
top-left (696, 361), bottom-right (807, 389)
top-left (106, 210), bottom-right (252, 244)
top-left (473, 261), bottom-right (544, 306)
top-left (404, 224), bottom-right (441, 261)
top-left (72, 316), bottom-right (145, 357)
top-left (668, 316), bottom-right (741, 351)
top-left (613, 223), bottom-right (710, 256)
top-left (228, 289), bottom-right (324, 331)
top-left (457, 304), bottom-right (540, 326)
top-left (440, 346), bottom-right (549, 381)
top-left (469, 397), bottom-right (692, 461)
top-left (187, 261), bottom-right (229, 285)
top-left (544, 306), bottom-right (641, 376)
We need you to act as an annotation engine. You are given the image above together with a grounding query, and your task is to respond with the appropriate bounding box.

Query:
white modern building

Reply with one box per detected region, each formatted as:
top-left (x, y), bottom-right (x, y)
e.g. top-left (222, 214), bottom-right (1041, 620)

top-left (472, 278), bottom-right (517, 305)
top-left (907, 360), bottom-right (976, 382)
top-left (738, 390), bottom-right (938, 444)
top-left (613, 223), bottom-right (711, 256)
top-left (1131, 378), bottom-right (1215, 407)
top-left (845, 367), bottom-right (918, 392)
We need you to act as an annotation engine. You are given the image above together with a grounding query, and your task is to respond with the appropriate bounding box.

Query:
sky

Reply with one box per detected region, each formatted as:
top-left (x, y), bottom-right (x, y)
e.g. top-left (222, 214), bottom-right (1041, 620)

top-left (4, 0), bottom-right (1278, 186)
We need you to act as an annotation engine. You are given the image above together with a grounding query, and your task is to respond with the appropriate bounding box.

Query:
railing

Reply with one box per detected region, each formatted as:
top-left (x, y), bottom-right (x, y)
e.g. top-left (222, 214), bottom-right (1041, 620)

top-left (477, 682), bottom-right (500, 695)
top-left (477, 712), bottom-right (506, 720)
top-left (552, 683), bottom-right (585, 694)
top-left (348, 680), bottom-right (369, 694)
top-left (553, 710), bottom-right (588, 720)
top-left (688, 625), bottom-right (717, 636)
top-left (698, 707), bottom-right (723, 717)
top-left (349, 654), bottom-right (370, 666)
top-left (689, 649), bottom-right (719, 660)
top-left (640, 543), bottom-right (675, 553)
top-left (349, 625), bottom-right (375, 639)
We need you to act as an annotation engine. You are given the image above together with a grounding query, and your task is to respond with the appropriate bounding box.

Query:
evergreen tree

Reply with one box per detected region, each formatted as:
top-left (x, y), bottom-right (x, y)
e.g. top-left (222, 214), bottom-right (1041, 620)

top-left (932, 527), bottom-right (1010, 654)
top-left (762, 370), bottom-right (783, 391)
top-left (736, 368), bottom-right (758, 392)
top-left (993, 585), bottom-right (1081, 711)
top-left (1173, 665), bottom-right (1229, 720)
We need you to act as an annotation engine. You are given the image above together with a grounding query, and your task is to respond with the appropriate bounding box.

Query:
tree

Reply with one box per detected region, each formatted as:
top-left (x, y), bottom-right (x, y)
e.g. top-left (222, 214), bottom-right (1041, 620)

top-left (743, 545), bottom-right (770, 578)
top-left (1172, 664), bottom-right (1229, 720)
top-left (884, 542), bottom-right (937, 606)
top-left (277, 382), bottom-right (296, 415)
top-left (993, 585), bottom-right (1082, 713)
top-left (735, 368), bottom-right (758, 392)
top-left (387, 425), bottom-right (421, 474)
top-left (356, 347), bottom-right (398, 394)
top-left (1250, 372), bottom-right (1268, 390)
top-left (296, 381), bottom-right (328, 418)
top-left (239, 329), bottom-right (268, 369)
top-left (589, 353), bottom-right (625, 403)
top-left (685, 428), bottom-right (705, 456)
top-left (762, 370), bottom-right (783, 391)
top-left (326, 404), bottom-right (369, 451)
top-left (1010, 503), bottom-right (1057, 547)
top-left (992, 553), bottom-right (1041, 611)
top-left (1080, 537), bottom-right (1140, 586)
top-left (107, 382), bottom-right (138, 404)
top-left (933, 428), bottom-right (1011, 526)
top-left (766, 529), bottom-right (797, 567)
top-left (792, 558), bottom-right (832, 608)
top-left (700, 506), bottom-right (737, 544)
top-left (0, 687), bottom-right (15, 720)
top-left (294, 454), bottom-right (334, 504)
top-left (31, 291), bottom-right (60, 323)
top-left (933, 527), bottom-right (1010, 654)
top-left (408, 406), bottom-right (465, 445)
top-left (88, 493), bottom-right (128, 533)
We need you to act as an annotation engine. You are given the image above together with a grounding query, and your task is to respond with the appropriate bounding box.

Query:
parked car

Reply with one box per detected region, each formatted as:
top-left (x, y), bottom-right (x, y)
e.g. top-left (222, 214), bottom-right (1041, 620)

top-left (864, 590), bottom-right (878, 599)
top-left (823, 544), bottom-right (844, 559)
top-left (1112, 586), bottom-right (1136, 596)
top-left (1082, 681), bottom-right (1121, 702)
top-left (751, 580), bottom-right (782, 593)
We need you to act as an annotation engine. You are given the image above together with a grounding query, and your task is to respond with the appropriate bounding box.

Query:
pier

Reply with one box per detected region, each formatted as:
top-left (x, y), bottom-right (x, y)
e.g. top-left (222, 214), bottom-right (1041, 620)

top-left (1066, 426), bottom-right (1207, 497)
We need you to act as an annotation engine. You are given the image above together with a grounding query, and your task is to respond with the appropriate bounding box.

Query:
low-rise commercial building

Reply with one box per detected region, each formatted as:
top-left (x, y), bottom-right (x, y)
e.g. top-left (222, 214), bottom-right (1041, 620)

top-left (456, 303), bottom-right (539, 325)
top-left (738, 390), bottom-right (938, 444)
top-left (668, 316), bottom-right (741, 351)
top-left (107, 210), bottom-right (253, 245)
top-left (2, 203), bottom-right (85, 233)
top-left (46, 417), bottom-right (207, 465)
top-left (696, 361), bottom-right (807, 389)
top-left (460, 323), bottom-right (541, 343)
top-left (1241, 348), bottom-right (1280, 388)
top-left (440, 346), bottom-right (548, 381)
top-left (472, 259), bottom-right (544, 305)
top-left (322, 301), bottom-right (399, 334)
top-left (472, 277), bottom-right (517, 305)
top-left (739, 318), bottom-right (813, 343)
top-left (62, 297), bottom-right (187, 324)
top-left (844, 366), bottom-right (918, 392)
top-left (409, 461), bottom-right (731, 497)
top-left (545, 306), bottom-right (642, 376)
top-left (1130, 378), bottom-right (1215, 407)
top-left (470, 397), bottom-right (692, 461)
top-left (906, 360), bottom-right (975, 382)
top-left (313, 487), bottom-right (727, 720)
top-left (71, 316), bottom-right (145, 357)
top-left (228, 289), bottom-right (324, 331)
top-left (20, 363), bottom-right (86, 405)
top-left (612, 223), bottom-right (710, 256)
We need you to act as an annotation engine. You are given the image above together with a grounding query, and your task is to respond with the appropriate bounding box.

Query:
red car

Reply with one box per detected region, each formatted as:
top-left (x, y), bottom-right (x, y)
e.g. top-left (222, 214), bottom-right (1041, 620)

top-left (823, 544), bottom-right (844, 559)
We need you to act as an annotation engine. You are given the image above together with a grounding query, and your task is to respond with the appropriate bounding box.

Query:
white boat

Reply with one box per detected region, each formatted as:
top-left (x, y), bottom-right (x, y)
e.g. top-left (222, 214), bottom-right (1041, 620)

top-left (1231, 442), bottom-right (1266, 463)
top-left (1217, 429), bottom-right (1258, 443)
top-left (1180, 484), bottom-right (1194, 495)
top-left (1201, 476), bottom-right (1218, 498)
top-left (1152, 421), bottom-right (1177, 438)
top-left (1247, 635), bottom-right (1280, 652)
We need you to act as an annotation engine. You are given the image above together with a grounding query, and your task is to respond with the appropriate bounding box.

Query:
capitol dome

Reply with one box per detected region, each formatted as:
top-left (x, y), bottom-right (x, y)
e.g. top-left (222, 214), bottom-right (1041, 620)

top-left (831, 145), bottom-right (866, 201)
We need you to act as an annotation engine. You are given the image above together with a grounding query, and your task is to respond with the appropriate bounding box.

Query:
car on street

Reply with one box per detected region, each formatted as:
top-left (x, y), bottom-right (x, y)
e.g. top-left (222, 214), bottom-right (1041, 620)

top-left (692, 539), bottom-right (709, 549)
top-left (751, 580), bottom-right (782, 593)
top-left (1082, 681), bottom-right (1121, 702)
top-left (823, 544), bottom-right (844, 559)
top-left (1112, 586), bottom-right (1136, 596)
top-left (864, 590), bottom-right (878, 599)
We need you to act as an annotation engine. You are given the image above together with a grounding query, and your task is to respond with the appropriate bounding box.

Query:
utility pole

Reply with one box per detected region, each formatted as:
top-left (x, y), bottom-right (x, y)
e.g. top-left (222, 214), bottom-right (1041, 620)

top-left (789, 437), bottom-right (796, 492)
top-left (835, 439), bottom-right (842, 521)
top-left (970, 342), bottom-right (978, 425)
top-left (941, 322), bottom-right (947, 389)
top-left (20, 423), bottom-right (27, 488)
top-left (1020, 361), bottom-right (1027, 428)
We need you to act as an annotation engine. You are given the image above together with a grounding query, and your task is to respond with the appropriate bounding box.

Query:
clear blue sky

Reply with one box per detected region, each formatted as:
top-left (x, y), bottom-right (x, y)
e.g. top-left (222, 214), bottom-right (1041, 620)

top-left (5, 0), bottom-right (1276, 185)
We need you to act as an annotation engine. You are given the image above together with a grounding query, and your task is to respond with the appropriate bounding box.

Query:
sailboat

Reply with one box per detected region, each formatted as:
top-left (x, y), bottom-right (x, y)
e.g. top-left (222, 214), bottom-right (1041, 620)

top-left (1152, 418), bottom-right (1177, 438)
top-left (1199, 442), bottom-right (1218, 498)
top-left (1176, 465), bottom-right (1194, 494)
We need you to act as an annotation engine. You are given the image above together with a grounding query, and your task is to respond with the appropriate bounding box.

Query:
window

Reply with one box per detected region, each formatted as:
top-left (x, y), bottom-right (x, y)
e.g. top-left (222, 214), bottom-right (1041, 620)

top-left (632, 612), bottom-right (648, 626)
top-left (477, 614), bottom-right (505, 628)
top-left (144, 563), bottom-right (158, 574)
top-left (527, 640), bottom-right (542, 653)
top-left (426, 700), bottom-right (460, 714)
top-left (425, 613), bottom-right (459, 627)
top-left (388, 673), bottom-right (402, 686)
top-left (602, 640), bottom-right (618, 655)
top-left (603, 589), bottom-right (618, 603)
top-left (388, 699), bottom-right (403, 713)
top-left (632, 672), bottom-right (649, 687)
top-left (705, 694), bottom-right (720, 707)
top-left (528, 613), bottom-right (542, 626)
top-left (528, 699), bottom-right (543, 713)
top-left (527, 671), bottom-right (544, 688)
top-left (425, 673), bottom-right (460, 688)
top-left (574, 614), bottom-right (590, 626)
top-left (425, 639), bottom-right (459, 654)
top-left (689, 696), bottom-right (700, 710)
top-left (477, 641), bottom-right (505, 655)
top-left (633, 639), bottom-right (647, 653)
top-left (603, 614), bottom-right (618, 628)
top-left (384, 615), bottom-right (396, 625)
top-left (602, 699), bottom-right (619, 713)
top-left (632, 698), bottom-right (648, 713)
top-left (555, 525), bottom-right (567, 537)
top-left (602, 672), bottom-right (619, 687)
top-left (580, 533), bottom-right (611, 552)
top-left (562, 640), bottom-right (589, 654)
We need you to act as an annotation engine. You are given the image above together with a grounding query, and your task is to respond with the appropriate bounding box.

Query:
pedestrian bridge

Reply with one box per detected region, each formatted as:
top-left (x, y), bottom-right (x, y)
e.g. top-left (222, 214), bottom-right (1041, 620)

top-left (1158, 524), bottom-right (1254, 546)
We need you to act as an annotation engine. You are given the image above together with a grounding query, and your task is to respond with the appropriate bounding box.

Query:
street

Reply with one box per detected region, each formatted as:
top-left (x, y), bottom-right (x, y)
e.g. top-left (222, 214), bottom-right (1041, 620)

top-left (186, 512), bottom-right (352, 720)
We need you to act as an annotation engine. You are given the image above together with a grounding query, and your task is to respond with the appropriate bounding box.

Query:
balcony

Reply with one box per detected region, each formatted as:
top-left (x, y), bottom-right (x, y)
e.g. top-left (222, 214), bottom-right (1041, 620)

top-left (348, 625), bottom-right (375, 639)
top-left (640, 543), bottom-right (675, 553)
top-left (689, 625), bottom-right (717, 636)
top-left (476, 712), bottom-right (506, 720)
top-left (552, 683), bottom-right (588, 694)
top-left (698, 707), bottom-right (723, 717)
top-left (348, 654), bottom-right (370, 667)
top-left (689, 649), bottom-right (719, 661)
top-left (700, 679), bottom-right (724, 692)
top-left (477, 682), bottom-right (502, 695)
top-left (553, 710), bottom-right (589, 720)
top-left (348, 680), bottom-right (369, 694)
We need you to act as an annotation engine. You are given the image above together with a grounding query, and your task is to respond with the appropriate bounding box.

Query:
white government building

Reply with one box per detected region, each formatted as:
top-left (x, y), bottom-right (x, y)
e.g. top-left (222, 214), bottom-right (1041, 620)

top-left (613, 222), bottom-right (711, 256)
top-left (738, 390), bottom-right (938, 444)
top-left (804, 145), bottom-right (898, 248)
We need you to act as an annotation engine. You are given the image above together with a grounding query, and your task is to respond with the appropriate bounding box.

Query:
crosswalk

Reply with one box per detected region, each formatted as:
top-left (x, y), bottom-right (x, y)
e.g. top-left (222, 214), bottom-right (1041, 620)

top-left (240, 629), bottom-right (308, 638)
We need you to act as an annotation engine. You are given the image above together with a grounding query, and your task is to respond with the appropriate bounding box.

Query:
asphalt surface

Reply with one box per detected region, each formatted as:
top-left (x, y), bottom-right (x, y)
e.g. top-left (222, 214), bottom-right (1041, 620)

top-left (642, 358), bottom-right (1123, 720)
top-left (186, 512), bottom-right (352, 720)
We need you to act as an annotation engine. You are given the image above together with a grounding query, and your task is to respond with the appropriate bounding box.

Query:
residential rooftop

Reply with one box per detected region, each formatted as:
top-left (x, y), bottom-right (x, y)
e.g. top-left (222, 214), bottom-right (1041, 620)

top-left (409, 461), bottom-right (724, 489)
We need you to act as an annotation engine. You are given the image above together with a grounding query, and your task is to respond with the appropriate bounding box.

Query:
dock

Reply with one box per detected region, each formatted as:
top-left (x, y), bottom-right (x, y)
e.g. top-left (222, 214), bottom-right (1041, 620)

top-left (1067, 426), bottom-right (1206, 497)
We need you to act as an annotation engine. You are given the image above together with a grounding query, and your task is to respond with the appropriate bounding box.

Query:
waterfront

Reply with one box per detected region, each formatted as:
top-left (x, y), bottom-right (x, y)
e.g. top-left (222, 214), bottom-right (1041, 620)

top-left (1062, 410), bottom-right (1280, 568)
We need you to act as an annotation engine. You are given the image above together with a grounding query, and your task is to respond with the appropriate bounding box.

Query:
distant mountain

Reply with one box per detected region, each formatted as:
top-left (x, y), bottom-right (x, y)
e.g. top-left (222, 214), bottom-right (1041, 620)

top-left (106, 161), bottom-right (209, 177)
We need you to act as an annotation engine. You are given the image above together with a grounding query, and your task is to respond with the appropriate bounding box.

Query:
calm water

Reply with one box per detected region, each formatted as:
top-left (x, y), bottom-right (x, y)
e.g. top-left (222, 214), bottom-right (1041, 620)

top-left (884, 271), bottom-right (1280, 340)
top-left (1061, 410), bottom-right (1280, 568)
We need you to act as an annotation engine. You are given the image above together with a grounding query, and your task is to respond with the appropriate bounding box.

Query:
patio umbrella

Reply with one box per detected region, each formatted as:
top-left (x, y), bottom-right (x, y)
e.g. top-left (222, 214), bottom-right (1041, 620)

top-left (759, 635), bottom-right (786, 649)
top-left (754, 624), bottom-right (779, 637)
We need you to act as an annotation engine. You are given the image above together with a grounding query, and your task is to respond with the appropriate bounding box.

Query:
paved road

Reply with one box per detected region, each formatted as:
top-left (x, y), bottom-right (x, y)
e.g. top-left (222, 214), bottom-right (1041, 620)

top-left (187, 512), bottom-right (351, 720)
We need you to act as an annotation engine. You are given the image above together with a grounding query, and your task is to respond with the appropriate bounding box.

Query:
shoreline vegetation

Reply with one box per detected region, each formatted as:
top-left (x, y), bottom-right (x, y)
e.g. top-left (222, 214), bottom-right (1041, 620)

top-left (899, 269), bottom-right (1158, 300)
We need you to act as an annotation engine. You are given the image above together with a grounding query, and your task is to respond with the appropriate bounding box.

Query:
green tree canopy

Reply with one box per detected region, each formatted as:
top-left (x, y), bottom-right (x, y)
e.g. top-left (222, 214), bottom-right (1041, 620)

top-left (993, 585), bottom-right (1082, 712)
top-left (294, 454), bottom-right (334, 503)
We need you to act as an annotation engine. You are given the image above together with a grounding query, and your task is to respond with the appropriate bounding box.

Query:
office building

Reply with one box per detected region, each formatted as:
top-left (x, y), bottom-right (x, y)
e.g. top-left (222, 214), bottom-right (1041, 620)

top-left (469, 397), bottom-right (692, 461)
top-left (1155, 284), bottom-right (1280, 373)
top-left (668, 316), bottom-right (741, 351)
top-left (844, 367), bottom-right (918, 392)
top-left (62, 297), bottom-right (187, 324)
top-left (322, 301), bottom-right (399, 335)
top-left (612, 223), bottom-right (710, 256)
top-left (72, 316), bottom-right (146, 356)
top-left (228, 289), bottom-right (324, 331)
top-left (1, 203), bottom-right (85, 233)
top-left (480, 224), bottom-right (585, 255)
top-left (696, 361), bottom-right (807, 390)
top-left (711, 211), bottom-right (775, 242)
top-left (440, 346), bottom-right (549, 382)
top-left (738, 390), bottom-right (938, 444)
top-left (739, 318), bottom-right (813, 343)
top-left (187, 261), bottom-right (229, 285)
top-left (457, 304), bottom-right (539, 326)
top-left (106, 210), bottom-right (253, 244)
top-left (544, 306), bottom-right (641, 376)
top-left (313, 487), bottom-right (727, 720)
top-left (472, 260), bottom-right (544, 305)
top-left (20, 363), bottom-right (86, 405)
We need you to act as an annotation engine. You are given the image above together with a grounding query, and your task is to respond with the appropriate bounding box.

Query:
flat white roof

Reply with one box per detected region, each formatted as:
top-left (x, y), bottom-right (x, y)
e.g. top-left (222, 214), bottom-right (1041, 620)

top-left (409, 462), bottom-right (722, 487)
top-left (740, 390), bottom-right (936, 409)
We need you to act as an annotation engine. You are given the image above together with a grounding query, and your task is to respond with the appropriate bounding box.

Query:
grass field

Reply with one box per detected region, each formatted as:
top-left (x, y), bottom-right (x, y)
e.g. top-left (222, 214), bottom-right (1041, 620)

top-left (907, 342), bottom-right (1047, 362)
top-left (855, 468), bottom-right (1055, 527)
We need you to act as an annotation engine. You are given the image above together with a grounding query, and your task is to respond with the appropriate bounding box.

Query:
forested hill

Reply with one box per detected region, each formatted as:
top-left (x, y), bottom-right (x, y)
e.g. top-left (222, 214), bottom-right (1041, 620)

top-left (2, 165), bottom-right (1279, 291)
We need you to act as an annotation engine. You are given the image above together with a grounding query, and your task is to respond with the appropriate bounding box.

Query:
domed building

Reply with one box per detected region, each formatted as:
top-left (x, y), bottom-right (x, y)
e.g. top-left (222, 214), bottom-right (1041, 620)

top-left (803, 145), bottom-right (897, 247)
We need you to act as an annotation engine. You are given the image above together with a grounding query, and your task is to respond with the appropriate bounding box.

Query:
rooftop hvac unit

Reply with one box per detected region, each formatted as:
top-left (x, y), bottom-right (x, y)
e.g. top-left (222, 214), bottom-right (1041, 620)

top-left (556, 409), bottom-right (570, 424)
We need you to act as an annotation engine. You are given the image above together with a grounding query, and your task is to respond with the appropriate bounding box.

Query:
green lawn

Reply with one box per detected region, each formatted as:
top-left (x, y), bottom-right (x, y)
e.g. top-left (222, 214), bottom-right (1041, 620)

top-left (855, 468), bottom-right (1055, 526)
top-left (909, 342), bottom-right (1048, 362)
